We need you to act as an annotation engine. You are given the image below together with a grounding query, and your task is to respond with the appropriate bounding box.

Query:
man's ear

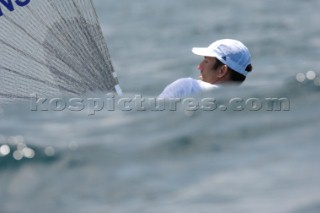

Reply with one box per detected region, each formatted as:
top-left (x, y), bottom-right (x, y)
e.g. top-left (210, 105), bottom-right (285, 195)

top-left (217, 65), bottom-right (229, 78)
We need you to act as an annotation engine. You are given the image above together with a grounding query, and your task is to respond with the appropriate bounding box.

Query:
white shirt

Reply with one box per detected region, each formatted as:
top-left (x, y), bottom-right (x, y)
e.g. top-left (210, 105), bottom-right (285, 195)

top-left (158, 77), bottom-right (220, 98)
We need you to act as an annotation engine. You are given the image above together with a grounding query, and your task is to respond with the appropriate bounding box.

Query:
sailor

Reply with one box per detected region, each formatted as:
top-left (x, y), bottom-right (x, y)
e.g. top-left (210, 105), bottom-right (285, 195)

top-left (158, 39), bottom-right (253, 98)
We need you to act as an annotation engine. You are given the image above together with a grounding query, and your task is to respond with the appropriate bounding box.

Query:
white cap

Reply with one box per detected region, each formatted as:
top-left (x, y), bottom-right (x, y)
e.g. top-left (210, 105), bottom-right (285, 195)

top-left (192, 39), bottom-right (252, 76)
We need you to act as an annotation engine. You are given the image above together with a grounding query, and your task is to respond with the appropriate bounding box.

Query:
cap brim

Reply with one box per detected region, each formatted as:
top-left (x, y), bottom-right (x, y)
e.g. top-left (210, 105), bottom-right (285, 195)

top-left (192, 47), bottom-right (216, 57)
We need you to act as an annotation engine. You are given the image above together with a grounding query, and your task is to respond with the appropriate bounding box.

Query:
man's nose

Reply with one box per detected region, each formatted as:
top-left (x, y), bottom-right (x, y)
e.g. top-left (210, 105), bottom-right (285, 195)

top-left (198, 64), bottom-right (203, 70)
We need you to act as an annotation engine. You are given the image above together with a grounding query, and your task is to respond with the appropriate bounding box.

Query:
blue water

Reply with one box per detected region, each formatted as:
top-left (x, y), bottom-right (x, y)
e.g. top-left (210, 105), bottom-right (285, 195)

top-left (1, 0), bottom-right (320, 212)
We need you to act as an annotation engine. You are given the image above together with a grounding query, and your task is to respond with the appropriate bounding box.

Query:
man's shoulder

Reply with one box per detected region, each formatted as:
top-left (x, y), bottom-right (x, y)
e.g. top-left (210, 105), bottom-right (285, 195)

top-left (163, 77), bottom-right (200, 91)
top-left (197, 80), bottom-right (220, 91)
top-left (158, 78), bottom-right (219, 98)
top-left (174, 78), bottom-right (219, 88)
top-left (171, 77), bottom-right (197, 84)
top-left (175, 78), bottom-right (220, 91)
top-left (158, 77), bottom-right (198, 98)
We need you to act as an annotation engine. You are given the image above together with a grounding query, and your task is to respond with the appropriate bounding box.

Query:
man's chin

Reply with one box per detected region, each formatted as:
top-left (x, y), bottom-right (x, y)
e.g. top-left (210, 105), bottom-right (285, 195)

top-left (199, 75), bottom-right (203, 81)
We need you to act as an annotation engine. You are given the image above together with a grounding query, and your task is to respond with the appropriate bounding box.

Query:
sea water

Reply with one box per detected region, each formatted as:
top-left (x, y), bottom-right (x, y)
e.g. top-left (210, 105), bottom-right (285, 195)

top-left (1, 0), bottom-right (320, 212)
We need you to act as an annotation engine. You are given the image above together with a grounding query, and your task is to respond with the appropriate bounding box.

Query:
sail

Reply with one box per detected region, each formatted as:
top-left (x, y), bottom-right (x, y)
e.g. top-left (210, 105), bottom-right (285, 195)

top-left (0, 0), bottom-right (122, 103)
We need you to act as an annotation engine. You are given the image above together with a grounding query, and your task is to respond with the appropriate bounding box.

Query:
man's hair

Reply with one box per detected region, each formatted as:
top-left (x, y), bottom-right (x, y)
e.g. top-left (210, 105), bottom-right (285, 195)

top-left (212, 58), bottom-right (253, 83)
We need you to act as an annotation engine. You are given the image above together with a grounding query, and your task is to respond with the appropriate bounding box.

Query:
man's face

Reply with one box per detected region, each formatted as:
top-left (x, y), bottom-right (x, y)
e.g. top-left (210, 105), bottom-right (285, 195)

top-left (197, 57), bottom-right (220, 84)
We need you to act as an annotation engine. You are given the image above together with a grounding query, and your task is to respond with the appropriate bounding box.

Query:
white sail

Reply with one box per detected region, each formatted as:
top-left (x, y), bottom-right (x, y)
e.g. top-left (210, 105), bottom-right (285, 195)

top-left (0, 0), bottom-right (122, 103)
